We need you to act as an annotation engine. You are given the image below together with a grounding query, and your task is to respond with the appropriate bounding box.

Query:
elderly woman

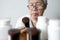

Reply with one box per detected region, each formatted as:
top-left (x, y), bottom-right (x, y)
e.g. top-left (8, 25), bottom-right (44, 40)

top-left (15, 0), bottom-right (48, 40)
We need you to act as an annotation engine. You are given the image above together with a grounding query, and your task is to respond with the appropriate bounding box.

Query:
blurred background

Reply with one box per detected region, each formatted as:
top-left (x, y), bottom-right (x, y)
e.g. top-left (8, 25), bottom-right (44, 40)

top-left (0, 0), bottom-right (60, 28)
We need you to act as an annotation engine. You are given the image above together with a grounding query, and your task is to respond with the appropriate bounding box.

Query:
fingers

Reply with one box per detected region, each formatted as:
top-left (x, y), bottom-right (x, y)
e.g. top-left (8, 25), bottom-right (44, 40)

top-left (20, 28), bottom-right (28, 33)
top-left (20, 27), bottom-right (32, 34)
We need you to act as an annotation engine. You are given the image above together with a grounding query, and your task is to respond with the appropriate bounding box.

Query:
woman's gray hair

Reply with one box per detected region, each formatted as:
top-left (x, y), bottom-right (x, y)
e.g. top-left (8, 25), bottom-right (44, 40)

top-left (27, 0), bottom-right (47, 9)
top-left (28, 0), bottom-right (47, 5)
top-left (43, 0), bottom-right (47, 5)
top-left (43, 0), bottom-right (47, 9)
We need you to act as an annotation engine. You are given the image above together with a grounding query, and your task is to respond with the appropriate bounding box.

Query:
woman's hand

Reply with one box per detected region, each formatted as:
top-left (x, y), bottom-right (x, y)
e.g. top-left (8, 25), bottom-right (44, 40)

top-left (20, 27), bottom-right (40, 36)
top-left (20, 27), bottom-right (31, 33)
top-left (20, 28), bottom-right (27, 33)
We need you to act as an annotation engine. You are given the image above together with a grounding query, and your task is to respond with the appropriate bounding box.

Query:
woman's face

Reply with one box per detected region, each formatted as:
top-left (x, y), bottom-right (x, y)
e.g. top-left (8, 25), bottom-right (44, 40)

top-left (28, 0), bottom-right (45, 19)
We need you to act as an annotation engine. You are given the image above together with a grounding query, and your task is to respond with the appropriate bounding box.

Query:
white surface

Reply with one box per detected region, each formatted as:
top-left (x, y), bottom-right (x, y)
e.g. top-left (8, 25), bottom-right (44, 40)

top-left (48, 19), bottom-right (60, 40)
top-left (36, 16), bottom-right (48, 40)
top-left (0, 19), bottom-right (12, 40)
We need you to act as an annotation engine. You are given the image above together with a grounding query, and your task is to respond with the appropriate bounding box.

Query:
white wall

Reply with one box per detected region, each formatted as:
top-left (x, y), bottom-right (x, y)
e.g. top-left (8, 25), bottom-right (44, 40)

top-left (44, 0), bottom-right (60, 19)
top-left (0, 0), bottom-right (60, 27)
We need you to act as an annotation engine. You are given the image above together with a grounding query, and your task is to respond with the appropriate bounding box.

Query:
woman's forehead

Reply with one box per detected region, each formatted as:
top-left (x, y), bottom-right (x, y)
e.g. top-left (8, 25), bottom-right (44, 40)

top-left (28, 0), bottom-right (43, 3)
